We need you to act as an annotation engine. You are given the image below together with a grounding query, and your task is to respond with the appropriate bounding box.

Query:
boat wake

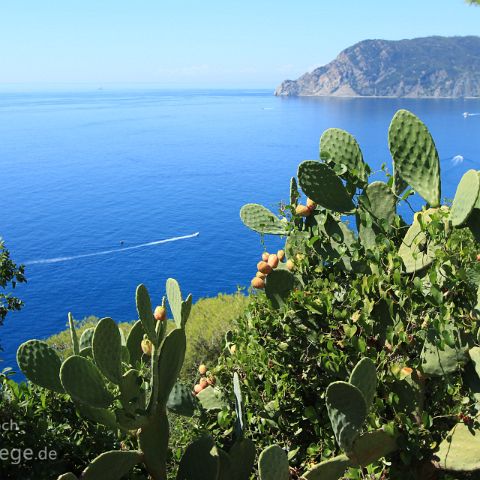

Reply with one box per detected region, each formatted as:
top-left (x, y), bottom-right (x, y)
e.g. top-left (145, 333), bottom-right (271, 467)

top-left (24, 232), bottom-right (200, 265)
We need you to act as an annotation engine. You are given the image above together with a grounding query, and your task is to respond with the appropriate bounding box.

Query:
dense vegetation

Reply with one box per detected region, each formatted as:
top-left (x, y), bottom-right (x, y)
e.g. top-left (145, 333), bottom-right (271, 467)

top-left (5, 109), bottom-right (480, 480)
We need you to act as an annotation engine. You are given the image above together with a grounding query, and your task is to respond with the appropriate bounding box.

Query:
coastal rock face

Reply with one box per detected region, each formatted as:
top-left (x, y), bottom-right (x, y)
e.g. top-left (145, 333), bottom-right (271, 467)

top-left (275, 36), bottom-right (480, 98)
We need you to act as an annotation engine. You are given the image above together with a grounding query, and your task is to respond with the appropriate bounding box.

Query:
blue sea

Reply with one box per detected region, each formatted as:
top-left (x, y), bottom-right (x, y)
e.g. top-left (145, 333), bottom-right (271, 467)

top-left (1, 88), bottom-right (479, 372)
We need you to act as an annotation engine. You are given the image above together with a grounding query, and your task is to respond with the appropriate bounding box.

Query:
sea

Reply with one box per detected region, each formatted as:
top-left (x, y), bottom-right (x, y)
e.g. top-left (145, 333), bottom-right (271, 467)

top-left (1, 88), bottom-right (479, 372)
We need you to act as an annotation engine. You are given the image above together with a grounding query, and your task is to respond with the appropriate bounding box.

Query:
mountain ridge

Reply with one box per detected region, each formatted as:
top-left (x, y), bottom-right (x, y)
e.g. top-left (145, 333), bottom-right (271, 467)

top-left (275, 36), bottom-right (480, 98)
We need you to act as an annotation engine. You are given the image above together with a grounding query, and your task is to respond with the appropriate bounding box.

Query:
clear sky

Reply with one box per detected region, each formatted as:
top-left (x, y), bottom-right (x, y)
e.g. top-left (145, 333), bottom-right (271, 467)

top-left (1, 0), bottom-right (479, 89)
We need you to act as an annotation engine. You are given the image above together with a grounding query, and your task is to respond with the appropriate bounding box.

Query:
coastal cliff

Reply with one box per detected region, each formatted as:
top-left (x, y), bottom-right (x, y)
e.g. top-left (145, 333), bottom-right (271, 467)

top-left (275, 36), bottom-right (480, 98)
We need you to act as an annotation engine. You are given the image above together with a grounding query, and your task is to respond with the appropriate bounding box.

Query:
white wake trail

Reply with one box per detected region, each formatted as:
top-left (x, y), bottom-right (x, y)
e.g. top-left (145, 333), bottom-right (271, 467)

top-left (24, 232), bottom-right (200, 265)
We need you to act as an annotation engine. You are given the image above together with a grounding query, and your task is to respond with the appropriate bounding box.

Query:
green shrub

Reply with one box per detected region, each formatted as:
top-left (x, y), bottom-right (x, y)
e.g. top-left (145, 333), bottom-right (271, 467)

top-left (208, 110), bottom-right (480, 479)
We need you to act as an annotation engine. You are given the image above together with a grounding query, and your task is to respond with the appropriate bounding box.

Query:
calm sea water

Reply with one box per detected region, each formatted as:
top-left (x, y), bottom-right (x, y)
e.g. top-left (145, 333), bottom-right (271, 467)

top-left (1, 89), bottom-right (479, 371)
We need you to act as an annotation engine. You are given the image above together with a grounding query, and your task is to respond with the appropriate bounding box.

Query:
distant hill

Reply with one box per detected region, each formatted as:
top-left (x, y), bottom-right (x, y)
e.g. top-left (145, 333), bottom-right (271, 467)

top-left (275, 36), bottom-right (480, 98)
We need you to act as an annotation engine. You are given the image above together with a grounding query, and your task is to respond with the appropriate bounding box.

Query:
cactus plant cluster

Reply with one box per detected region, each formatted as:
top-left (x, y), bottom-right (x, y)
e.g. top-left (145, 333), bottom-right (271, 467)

top-left (228, 109), bottom-right (480, 478)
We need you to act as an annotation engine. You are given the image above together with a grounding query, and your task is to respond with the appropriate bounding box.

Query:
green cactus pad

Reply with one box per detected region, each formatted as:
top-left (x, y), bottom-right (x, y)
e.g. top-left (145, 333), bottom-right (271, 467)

top-left (167, 277), bottom-right (183, 328)
top-left (79, 347), bottom-right (93, 358)
top-left (197, 385), bottom-right (226, 411)
top-left (388, 109), bottom-right (441, 207)
top-left (326, 381), bottom-right (367, 453)
top-left (302, 454), bottom-right (351, 480)
top-left (228, 438), bottom-right (256, 480)
top-left (119, 368), bottom-right (145, 413)
top-left (136, 284), bottom-right (157, 345)
top-left (81, 450), bottom-right (143, 480)
top-left (351, 429), bottom-right (397, 466)
top-left (79, 327), bottom-right (95, 350)
top-left (126, 320), bottom-right (145, 366)
top-left (349, 358), bottom-right (377, 412)
top-left (240, 203), bottom-right (286, 235)
top-left (469, 347), bottom-right (480, 379)
top-left (217, 448), bottom-right (233, 480)
top-left (176, 435), bottom-right (220, 480)
top-left (421, 328), bottom-right (469, 376)
top-left (68, 313), bottom-right (80, 355)
top-left (139, 412), bottom-right (169, 478)
top-left (290, 176), bottom-right (299, 206)
top-left (467, 208), bottom-right (480, 242)
top-left (92, 317), bottom-right (123, 384)
top-left (157, 328), bottom-right (187, 407)
top-left (359, 181), bottom-right (396, 225)
top-left (57, 474), bottom-right (78, 480)
top-left (320, 128), bottom-right (368, 185)
top-left (398, 214), bottom-right (435, 273)
top-left (437, 422), bottom-right (480, 471)
top-left (17, 340), bottom-right (63, 393)
top-left (60, 355), bottom-right (114, 408)
top-left (233, 371), bottom-right (245, 436)
top-left (167, 382), bottom-right (197, 416)
top-left (297, 161), bottom-right (355, 213)
top-left (75, 402), bottom-right (118, 430)
top-left (258, 445), bottom-right (290, 480)
top-left (450, 169), bottom-right (480, 227)
top-left (265, 269), bottom-right (295, 309)
top-left (181, 293), bottom-right (193, 328)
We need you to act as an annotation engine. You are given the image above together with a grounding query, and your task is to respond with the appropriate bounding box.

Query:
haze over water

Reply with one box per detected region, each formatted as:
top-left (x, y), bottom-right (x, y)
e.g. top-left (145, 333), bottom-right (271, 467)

top-left (1, 88), bottom-right (479, 371)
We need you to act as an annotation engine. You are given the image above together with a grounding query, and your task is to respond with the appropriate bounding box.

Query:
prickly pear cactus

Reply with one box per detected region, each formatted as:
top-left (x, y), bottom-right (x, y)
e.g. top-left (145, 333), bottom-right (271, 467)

top-left (450, 169), bottom-right (480, 227)
top-left (240, 203), bottom-right (286, 235)
top-left (437, 422), bottom-right (480, 471)
top-left (388, 109), bottom-right (441, 207)
top-left (258, 445), bottom-right (290, 480)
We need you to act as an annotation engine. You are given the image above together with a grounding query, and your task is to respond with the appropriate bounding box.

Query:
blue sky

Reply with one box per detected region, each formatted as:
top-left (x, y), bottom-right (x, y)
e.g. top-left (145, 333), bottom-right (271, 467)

top-left (1, 0), bottom-right (479, 88)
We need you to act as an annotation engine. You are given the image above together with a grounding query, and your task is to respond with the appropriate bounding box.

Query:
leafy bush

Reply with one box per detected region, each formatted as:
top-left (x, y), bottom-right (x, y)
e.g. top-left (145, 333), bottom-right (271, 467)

top-left (208, 110), bottom-right (480, 479)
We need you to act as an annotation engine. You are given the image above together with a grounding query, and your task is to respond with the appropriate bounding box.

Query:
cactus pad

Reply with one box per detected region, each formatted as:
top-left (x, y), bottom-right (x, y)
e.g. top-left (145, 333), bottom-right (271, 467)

top-left (126, 320), bottom-right (145, 366)
top-left (437, 422), bottom-right (480, 471)
top-left (240, 203), bottom-right (286, 235)
top-left (136, 284), bottom-right (157, 344)
top-left (181, 293), bottom-right (192, 328)
top-left (228, 438), bottom-right (256, 480)
top-left (298, 161), bottom-right (355, 213)
top-left (167, 277), bottom-right (183, 327)
top-left (57, 474), bottom-right (78, 480)
top-left (450, 169), bottom-right (480, 227)
top-left (258, 445), bottom-right (290, 480)
top-left (79, 327), bottom-right (95, 350)
top-left (265, 269), bottom-right (294, 309)
top-left (290, 176), bottom-right (299, 206)
top-left (119, 368), bottom-right (145, 413)
top-left (81, 450), bottom-right (143, 480)
top-left (196, 385), bottom-right (226, 411)
top-left (320, 128), bottom-right (368, 185)
top-left (17, 340), bottom-right (63, 393)
top-left (92, 317), bottom-right (123, 384)
top-left (302, 454), bottom-right (351, 480)
top-left (351, 429), bottom-right (397, 466)
top-left (349, 358), bottom-right (377, 412)
top-left (60, 355), bottom-right (114, 408)
top-left (359, 181), bottom-right (396, 226)
top-left (176, 435), bottom-right (220, 480)
top-left (326, 381), bottom-right (367, 452)
top-left (68, 313), bottom-right (80, 355)
top-left (157, 328), bottom-right (187, 407)
top-left (167, 382), bottom-right (197, 416)
top-left (76, 402), bottom-right (118, 430)
top-left (388, 109), bottom-right (440, 207)
top-left (469, 347), bottom-right (480, 379)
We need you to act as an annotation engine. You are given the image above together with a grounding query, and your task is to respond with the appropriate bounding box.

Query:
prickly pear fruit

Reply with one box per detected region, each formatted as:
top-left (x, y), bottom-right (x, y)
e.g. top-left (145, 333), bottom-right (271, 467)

top-left (277, 249), bottom-right (285, 261)
top-left (257, 261), bottom-right (273, 274)
top-left (153, 306), bottom-right (166, 322)
top-left (262, 252), bottom-right (270, 262)
top-left (230, 345), bottom-right (237, 354)
top-left (306, 198), bottom-right (317, 210)
top-left (296, 204), bottom-right (311, 217)
top-left (256, 271), bottom-right (266, 279)
top-left (193, 384), bottom-right (203, 394)
top-left (477, 254), bottom-right (480, 262)
top-left (141, 336), bottom-right (153, 356)
top-left (199, 378), bottom-right (208, 389)
top-left (251, 277), bottom-right (266, 289)
top-left (268, 254), bottom-right (279, 269)
top-left (286, 260), bottom-right (295, 271)
top-left (198, 364), bottom-right (207, 375)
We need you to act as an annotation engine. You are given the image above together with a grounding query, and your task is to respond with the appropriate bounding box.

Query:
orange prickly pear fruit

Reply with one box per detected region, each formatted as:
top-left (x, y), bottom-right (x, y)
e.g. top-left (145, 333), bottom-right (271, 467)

top-left (277, 249), bottom-right (285, 261)
top-left (262, 252), bottom-right (270, 262)
top-left (296, 204), bottom-right (311, 217)
top-left (154, 305), bottom-right (166, 322)
top-left (199, 378), bottom-right (208, 389)
top-left (198, 364), bottom-right (207, 375)
top-left (141, 336), bottom-right (153, 356)
top-left (286, 259), bottom-right (295, 271)
top-left (230, 344), bottom-right (237, 354)
top-left (256, 271), bottom-right (266, 279)
top-left (257, 261), bottom-right (272, 274)
top-left (477, 253), bottom-right (480, 261)
top-left (193, 384), bottom-right (203, 394)
top-left (251, 277), bottom-right (265, 289)
top-left (306, 198), bottom-right (317, 210)
top-left (268, 254), bottom-right (279, 269)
